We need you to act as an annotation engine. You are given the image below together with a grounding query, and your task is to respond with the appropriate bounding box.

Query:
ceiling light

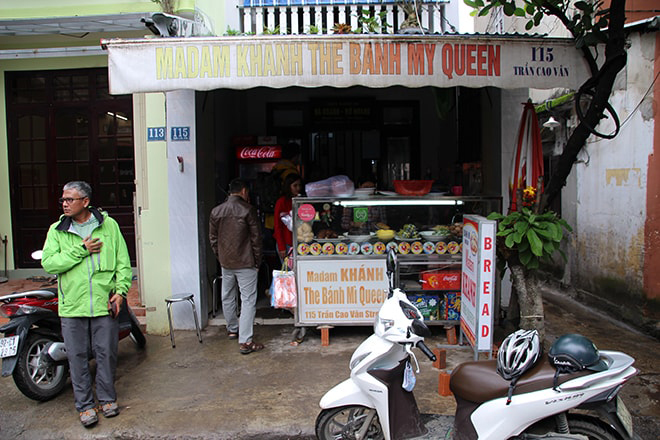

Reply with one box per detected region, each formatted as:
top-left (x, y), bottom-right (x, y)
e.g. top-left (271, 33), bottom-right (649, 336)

top-left (543, 116), bottom-right (560, 130)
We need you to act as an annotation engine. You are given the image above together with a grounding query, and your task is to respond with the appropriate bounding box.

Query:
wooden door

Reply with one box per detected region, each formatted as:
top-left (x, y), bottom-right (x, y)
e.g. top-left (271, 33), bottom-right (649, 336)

top-left (6, 69), bottom-right (135, 268)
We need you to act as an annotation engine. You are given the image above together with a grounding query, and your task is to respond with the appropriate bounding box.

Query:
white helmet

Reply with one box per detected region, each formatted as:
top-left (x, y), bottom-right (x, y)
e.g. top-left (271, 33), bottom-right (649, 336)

top-left (497, 329), bottom-right (541, 380)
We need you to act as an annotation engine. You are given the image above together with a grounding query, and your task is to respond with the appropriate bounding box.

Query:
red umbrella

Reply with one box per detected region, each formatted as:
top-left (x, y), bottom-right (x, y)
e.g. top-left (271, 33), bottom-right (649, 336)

top-left (509, 102), bottom-right (544, 212)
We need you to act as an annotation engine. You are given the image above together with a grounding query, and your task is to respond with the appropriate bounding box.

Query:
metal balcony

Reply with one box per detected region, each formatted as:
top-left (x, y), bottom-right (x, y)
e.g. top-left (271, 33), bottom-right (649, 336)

top-left (238, 0), bottom-right (450, 35)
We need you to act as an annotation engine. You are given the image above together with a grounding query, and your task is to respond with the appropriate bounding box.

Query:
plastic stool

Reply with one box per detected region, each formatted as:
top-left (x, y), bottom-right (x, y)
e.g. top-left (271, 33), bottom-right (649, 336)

top-left (165, 293), bottom-right (202, 348)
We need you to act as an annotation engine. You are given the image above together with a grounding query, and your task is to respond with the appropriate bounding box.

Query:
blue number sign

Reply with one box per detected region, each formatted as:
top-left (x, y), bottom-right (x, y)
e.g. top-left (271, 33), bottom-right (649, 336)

top-left (171, 126), bottom-right (190, 141)
top-left (147, 127), bottom-right (166, 141)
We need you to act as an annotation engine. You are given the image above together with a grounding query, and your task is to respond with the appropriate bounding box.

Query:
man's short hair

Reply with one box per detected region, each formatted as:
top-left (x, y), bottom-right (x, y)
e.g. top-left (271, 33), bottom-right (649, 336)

top-left (228, 178), bottom-right (248, 194)
top-left (63, 181), bottom-right (92, 199)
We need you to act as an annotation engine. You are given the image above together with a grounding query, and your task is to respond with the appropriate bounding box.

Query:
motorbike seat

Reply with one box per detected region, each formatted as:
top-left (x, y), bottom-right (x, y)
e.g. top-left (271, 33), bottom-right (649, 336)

top-left (449, 357), bottom-right (594, 403)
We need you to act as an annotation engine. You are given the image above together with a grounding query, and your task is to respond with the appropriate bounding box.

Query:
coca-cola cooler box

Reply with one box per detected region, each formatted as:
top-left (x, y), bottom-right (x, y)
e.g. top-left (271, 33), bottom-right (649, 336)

top-left (421, 270), bottom-right (461, 290)
top-left (235, 144), bottom-right (282, 180)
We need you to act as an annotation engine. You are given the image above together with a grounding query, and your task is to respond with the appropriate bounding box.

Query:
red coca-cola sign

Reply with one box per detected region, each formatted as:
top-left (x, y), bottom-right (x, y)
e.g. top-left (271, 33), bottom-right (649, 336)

top-left (236, 146), bottom-right (282, 160)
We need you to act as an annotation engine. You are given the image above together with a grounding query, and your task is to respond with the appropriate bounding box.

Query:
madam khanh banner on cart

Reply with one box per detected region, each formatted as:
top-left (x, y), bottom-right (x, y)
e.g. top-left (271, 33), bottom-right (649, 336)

top-left (102, 35), bottom-right (591, 94)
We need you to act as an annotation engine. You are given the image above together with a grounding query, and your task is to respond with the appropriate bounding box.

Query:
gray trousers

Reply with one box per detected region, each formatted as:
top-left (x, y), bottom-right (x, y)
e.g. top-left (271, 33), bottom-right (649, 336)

top-left (61, 316), bottom-right (119, 412)
top-left (221, 267), bottom-right (258, 344)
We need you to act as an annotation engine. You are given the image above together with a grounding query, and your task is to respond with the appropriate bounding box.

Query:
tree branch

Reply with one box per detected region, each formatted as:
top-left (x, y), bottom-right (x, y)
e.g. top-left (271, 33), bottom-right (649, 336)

top-left (540, 0), bottom-right (627, 210)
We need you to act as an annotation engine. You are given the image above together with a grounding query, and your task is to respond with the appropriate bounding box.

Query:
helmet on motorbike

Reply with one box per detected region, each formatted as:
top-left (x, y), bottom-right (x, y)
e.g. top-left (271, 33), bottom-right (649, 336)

top-left (496, 329), bottom-right (541, 381)
top-left (548, 333), bottom-right (608, 373)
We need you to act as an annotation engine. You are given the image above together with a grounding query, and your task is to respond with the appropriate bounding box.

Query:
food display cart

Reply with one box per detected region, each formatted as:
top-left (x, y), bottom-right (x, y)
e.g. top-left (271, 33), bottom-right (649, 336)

top-left (291, 194), bottom-right (502, 329)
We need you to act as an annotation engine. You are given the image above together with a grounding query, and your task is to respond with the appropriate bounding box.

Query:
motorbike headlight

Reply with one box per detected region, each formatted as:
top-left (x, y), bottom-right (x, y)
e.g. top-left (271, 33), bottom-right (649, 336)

top-left (379, 317), bottom-right (394, 330)
top-left (350, 352), bottom-right (370, 370)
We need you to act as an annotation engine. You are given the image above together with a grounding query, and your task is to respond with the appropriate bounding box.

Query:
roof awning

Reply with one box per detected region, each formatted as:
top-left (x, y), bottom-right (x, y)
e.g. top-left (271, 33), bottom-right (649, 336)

top-left (102, 35), bottom-right (591, 94)
top-left (0, 13), bottom-right (151, 36)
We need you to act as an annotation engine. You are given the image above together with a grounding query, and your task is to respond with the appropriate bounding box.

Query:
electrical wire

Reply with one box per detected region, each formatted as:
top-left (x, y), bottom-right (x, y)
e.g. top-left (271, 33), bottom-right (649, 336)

top-left (617, 69), bottom-right (660, 130)
top-left (584, 69), bottom-right (660, 143)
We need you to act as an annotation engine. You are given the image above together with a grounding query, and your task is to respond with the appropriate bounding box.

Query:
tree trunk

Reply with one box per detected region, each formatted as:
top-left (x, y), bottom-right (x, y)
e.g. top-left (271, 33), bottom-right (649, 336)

top-left (541, 0), bottom-right (627, 211)
top-left (509, 263), bottom-right (545, 341)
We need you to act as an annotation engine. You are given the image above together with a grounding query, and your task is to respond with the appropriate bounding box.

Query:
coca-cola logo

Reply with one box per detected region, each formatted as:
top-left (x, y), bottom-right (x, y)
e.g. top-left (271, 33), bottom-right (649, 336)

top-left (236, 146), bottom-right (282, 159)
top-left (442, 274), bottom-right (460, 282)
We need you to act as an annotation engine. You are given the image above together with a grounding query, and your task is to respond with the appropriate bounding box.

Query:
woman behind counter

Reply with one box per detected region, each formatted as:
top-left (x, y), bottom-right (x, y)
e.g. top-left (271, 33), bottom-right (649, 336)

top-left (273, 173), bottom-right (306, 346)
top-left (274, 173), bottom-right (303, 261)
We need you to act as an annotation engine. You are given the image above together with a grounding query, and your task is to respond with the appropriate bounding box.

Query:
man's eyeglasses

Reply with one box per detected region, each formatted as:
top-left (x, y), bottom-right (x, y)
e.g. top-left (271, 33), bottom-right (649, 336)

top-left (59, 197), bottom-right (85, 204)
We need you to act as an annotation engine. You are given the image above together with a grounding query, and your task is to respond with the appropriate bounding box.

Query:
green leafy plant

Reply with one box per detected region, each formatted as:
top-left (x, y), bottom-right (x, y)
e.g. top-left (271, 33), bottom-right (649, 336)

top-left (262, 25), bottom-right (281, 35)
top-left (357, 9), bottom-right (391, 34)
top-left (224, 27), bottom-right (242, 36)
top-left (464, 0), bottom-right (609, 49)
top-left (307, 25), bottom-right (320, 34)
top-left (488, 207), bottom-right (572, 271)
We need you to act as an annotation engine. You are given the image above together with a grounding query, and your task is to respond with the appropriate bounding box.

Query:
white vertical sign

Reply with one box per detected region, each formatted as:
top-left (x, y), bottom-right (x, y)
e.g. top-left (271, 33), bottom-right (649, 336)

top-left (461, 215), bottom-right (496, 353)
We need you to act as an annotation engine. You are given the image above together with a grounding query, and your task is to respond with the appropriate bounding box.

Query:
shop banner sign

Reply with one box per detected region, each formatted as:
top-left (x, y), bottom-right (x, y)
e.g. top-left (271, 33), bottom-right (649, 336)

top-left (103, 35), bottom-right (590, 94)
top-left (297, 258), bottom-right (388, 325)
top-left (460, 215), bottom-right (496, 353)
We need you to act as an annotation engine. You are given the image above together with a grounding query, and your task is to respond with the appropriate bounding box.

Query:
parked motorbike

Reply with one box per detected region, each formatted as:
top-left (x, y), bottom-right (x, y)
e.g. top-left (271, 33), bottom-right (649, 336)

top-left (316, 249), bottom-right (639, 440)
top-left (0, 264), bottom-right (146, 401)
top-left (316, 249), bottom-right (437, 440)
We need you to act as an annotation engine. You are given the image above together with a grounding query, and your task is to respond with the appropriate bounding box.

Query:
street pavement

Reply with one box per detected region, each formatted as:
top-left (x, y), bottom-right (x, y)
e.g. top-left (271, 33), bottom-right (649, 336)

top-left (0, 281), bottom-right (658, 439)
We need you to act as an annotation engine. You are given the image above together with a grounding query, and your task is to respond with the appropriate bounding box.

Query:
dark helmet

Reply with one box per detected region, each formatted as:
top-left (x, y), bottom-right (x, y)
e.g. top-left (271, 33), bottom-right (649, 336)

top-left (548, 334), bottom-right (608, 373)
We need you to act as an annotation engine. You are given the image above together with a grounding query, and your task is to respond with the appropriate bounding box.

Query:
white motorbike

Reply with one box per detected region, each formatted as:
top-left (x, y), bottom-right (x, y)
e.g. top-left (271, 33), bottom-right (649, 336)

top-left (316, 249), bottom-right (639, 440)
top-left (316, 250), bottom-right (436, 440)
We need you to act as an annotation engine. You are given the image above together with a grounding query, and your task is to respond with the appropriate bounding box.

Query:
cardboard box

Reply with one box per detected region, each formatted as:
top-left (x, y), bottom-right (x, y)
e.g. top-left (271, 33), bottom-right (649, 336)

top-left (421, 270), bottom-right (461, 290)
top-left (444, 292), bottom-right (461, 320)
top-left (409, 295), bottom-right (441, 321)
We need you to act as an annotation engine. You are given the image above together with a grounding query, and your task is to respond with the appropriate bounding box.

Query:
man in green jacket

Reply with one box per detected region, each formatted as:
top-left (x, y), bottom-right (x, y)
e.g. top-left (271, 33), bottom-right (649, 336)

top-left (42, 181), bottom-right (132, 427)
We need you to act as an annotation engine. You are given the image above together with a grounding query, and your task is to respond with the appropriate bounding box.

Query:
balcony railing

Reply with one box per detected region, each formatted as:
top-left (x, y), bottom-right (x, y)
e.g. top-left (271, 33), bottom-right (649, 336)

top-left (238, 1), bottom-right (450, 35)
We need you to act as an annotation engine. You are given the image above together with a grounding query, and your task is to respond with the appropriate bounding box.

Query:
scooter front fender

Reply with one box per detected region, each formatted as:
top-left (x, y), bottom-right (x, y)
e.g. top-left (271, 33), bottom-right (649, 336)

top-left (1, 314), bottom-right (60, 377)
top-left (319, 378), bottom-right (375, 410)
top-left (1, 323), bottom-right (29, 377)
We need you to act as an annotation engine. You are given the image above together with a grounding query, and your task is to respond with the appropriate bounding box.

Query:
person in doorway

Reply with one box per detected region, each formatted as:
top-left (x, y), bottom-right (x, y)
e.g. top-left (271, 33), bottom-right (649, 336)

top-left (272, 141), bottom-right (301, 183)
top-left (41, 181), bottom-right (132, 428)
top-left (209, 178), bottom-right (264, 354)
top-left (274, 173), bottom-right (303, 262)
top-left (273, 173), bottom-right (308, 346)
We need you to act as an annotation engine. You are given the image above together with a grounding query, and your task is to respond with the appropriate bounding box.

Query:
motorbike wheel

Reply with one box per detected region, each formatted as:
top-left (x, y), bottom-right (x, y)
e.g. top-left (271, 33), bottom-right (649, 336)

top-left (12, 333), bottom-right (69, 401)
top-left (128, 311), bottom-right (146, 349)
top-left (568, 418), bottom-right (618, 440)
top-left (315, 405), bottom-right (384, 440)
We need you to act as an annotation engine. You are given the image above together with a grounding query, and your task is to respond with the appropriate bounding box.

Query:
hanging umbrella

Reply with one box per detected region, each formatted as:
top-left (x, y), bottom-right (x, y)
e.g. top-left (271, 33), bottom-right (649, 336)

top-left (509, 102), bottom-right (544, 212)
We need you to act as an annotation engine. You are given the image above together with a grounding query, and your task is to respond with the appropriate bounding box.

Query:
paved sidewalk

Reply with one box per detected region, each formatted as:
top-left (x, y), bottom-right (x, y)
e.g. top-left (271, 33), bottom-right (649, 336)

top-left (0, 281), bottom-right (658, 439)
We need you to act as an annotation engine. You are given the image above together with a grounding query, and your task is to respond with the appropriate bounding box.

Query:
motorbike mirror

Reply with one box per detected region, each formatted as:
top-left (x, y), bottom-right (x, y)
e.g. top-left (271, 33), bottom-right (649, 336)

top-left (386, 249), bottom-right (397, 296)
top-left (386, 248), bottom-right (397, 275)
top-left (31, 250), bottom-right (43, 260)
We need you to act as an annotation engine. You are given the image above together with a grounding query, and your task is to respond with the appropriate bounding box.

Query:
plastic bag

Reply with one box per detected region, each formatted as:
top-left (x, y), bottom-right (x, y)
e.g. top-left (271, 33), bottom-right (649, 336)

top-left (270, 267), bottom-right (297, 309)
top-left (280, 210), bottom-right (293, 232)
top-left (402, 360), bottom-right (416, 391)
top-left (305, 175), bottom-right (354, 197)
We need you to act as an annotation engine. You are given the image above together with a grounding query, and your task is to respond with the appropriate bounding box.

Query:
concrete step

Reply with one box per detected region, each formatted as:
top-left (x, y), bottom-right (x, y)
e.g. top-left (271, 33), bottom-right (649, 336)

top-left (131, 306), bottom-right (146, 317)
top-left (136, 315), bottom-right (147, 334)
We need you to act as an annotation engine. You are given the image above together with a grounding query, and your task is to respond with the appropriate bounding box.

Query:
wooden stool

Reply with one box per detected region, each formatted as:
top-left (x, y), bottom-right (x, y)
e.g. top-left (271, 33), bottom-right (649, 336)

top-left (165, 293), bottom-right (202, 348)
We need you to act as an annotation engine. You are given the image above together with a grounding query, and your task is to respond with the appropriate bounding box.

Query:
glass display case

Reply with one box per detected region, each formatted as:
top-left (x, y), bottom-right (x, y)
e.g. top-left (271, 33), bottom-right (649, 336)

top-left (291, 194), bottom-right (502, 327)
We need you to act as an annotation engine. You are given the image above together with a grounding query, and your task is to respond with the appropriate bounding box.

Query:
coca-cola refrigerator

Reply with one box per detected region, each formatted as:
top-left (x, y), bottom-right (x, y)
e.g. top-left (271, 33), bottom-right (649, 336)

top-left (235, 144), bottom-right (282, 180)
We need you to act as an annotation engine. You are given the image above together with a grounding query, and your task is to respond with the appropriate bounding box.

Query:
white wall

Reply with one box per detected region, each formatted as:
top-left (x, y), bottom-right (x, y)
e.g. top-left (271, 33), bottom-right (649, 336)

top-left (571, 32), bottom-right (655, 295)
top-left (166, 89), bottom-right (203, 329)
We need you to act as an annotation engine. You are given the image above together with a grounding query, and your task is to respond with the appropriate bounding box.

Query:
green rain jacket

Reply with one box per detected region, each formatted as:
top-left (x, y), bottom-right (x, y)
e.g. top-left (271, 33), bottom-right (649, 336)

top-left (41, 207), bottom-right (132, 318)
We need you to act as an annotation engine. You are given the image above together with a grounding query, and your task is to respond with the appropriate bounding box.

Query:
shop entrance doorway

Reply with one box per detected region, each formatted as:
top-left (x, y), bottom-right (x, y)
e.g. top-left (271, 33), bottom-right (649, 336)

top-left (5, 68), bottom-right (136, 268)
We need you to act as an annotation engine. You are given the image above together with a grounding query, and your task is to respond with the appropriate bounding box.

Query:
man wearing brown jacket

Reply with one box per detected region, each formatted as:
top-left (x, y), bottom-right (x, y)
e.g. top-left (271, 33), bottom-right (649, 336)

top-left (209, 178), bottom-right (264, 354)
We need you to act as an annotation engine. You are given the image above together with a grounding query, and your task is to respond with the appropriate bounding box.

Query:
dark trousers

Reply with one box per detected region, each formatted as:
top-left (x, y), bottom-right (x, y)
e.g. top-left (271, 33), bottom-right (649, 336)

top-left (61, 316), bottom-right (119, 411)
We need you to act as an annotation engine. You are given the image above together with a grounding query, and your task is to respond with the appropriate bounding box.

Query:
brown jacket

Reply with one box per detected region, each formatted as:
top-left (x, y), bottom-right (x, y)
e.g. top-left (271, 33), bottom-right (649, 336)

top-left (209, 195), bottom-right (262, 270)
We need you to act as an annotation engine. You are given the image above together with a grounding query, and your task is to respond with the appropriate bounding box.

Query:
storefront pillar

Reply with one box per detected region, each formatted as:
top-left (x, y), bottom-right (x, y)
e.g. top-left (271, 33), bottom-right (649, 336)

top-left (163, 89), bottom-right (205, 332)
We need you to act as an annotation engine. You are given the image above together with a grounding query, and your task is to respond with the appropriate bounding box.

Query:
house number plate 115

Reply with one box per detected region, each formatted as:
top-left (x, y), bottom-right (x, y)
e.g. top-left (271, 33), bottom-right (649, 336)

top-left (170, 126), bottom-right (190, 141)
